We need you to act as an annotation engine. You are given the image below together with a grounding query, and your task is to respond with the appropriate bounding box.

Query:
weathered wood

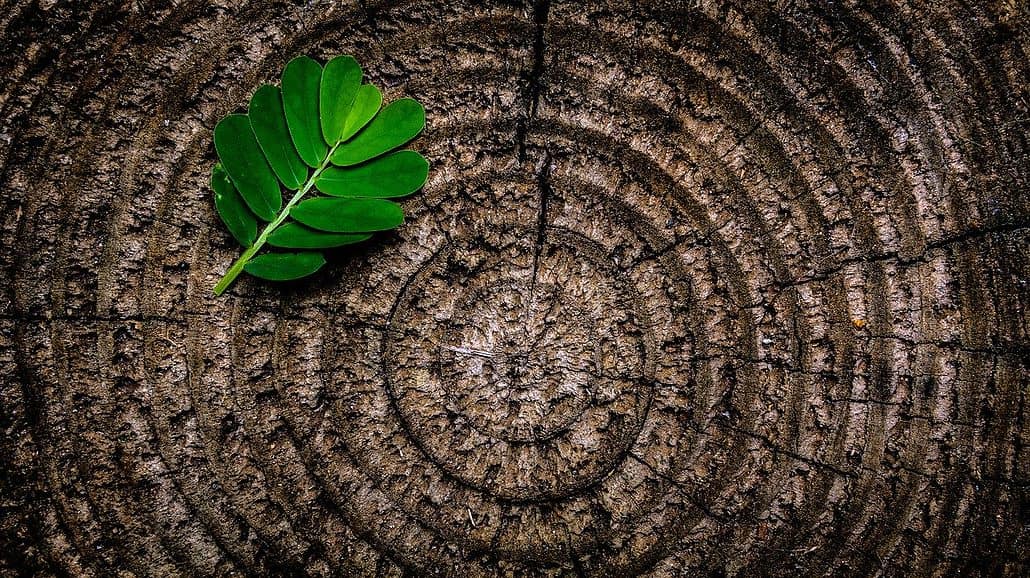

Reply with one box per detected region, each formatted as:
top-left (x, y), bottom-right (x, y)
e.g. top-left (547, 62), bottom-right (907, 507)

top-left (1, 0), bottom-right (1027, 576)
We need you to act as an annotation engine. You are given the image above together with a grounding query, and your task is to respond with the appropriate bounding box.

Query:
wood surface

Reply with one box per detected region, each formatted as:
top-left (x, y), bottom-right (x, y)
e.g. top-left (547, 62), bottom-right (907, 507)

top-left (1, 0), bottom-right (1027, 575)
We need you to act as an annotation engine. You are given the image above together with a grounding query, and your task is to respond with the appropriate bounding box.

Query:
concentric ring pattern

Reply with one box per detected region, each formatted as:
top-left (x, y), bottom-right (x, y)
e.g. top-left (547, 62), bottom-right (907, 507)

top-left (1, 0), bottom-right (1027, 576)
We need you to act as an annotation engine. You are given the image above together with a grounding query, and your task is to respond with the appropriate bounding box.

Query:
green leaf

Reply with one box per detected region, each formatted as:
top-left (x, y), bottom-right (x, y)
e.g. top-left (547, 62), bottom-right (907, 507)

top-left (291, 197), bottom-right (404, 232)
top-left (339, 84), bottom-right (382, 142)
top-left (210, 163), bottom-right (257, 247)
top-left (282, 55), bottom-right (327, 167)
top-left (249, 84), bottom-right (308, 190)
top-left (320, 55), bottom-right (362, 145)
top-left (243, 251), bottom-right (326, 281)
top-left (330, 98), bottom-right (425, 166)
top-left (267, 222), bottom-right (372, 249)
top-left (316, 150), bottom-right (428, 198)
top-left (211, 55), bottom-right (429, 295)
top-left (214, 114), bottom-right (281, 221)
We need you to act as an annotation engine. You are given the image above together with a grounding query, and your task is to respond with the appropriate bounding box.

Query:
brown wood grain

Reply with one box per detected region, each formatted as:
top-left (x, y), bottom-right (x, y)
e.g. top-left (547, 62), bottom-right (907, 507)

top-left (1, 0), bottom-right (1027, 576)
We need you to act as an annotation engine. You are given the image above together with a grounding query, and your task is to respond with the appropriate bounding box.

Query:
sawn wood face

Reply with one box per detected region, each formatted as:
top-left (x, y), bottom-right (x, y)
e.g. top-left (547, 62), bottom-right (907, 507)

top-left (0, 1), bottom-right (1026, 576)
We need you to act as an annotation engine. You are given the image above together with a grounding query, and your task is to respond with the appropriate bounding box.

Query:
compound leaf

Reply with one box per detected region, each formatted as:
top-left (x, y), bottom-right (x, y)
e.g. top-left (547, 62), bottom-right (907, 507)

top-left (249, 84), bottom-right (308, 190)
top-left (282, 55), bottom-right (327, 167)
top-left (320, 55), bottom-right (362, 145)
top-left (211, 163), bottom-right (257, 247)
top-left (214, 113), bottom-right (281, 221)
top-left (330, 98), bottom-right (425, 166)
top-left (291, 197), bottom-right (404, 232)
top-left (211, 54), bottom-right (427, 295)
top-left (243, 251), bottom-right (326, 281)
top-left (316, 150), bottom-right (428, 198)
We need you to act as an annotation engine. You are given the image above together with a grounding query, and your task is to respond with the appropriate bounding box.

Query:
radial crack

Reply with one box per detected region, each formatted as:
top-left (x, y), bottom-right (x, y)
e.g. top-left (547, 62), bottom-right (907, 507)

top-left (529, 152), bottom-right (552, 294)
top-left (515, 0), bottom-right (550, 161)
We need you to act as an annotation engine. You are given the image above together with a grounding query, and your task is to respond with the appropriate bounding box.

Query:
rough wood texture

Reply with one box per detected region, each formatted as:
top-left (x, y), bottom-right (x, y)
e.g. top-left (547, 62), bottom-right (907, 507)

top-left (1, 1), bottom-right (1027, 576)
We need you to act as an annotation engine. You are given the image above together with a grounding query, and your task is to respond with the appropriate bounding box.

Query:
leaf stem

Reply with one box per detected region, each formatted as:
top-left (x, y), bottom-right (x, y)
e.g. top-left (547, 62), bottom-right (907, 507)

top-left (213, 144), bottom-right (339, 295)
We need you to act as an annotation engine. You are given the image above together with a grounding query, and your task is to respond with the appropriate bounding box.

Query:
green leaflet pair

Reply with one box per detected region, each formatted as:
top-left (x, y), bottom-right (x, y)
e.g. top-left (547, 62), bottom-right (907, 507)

top-left (210, 55), bottom-right (428, 295)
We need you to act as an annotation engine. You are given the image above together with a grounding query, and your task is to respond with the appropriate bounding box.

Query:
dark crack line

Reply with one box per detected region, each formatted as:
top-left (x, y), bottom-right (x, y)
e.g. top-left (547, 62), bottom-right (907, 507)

top-left (528, 0), bottom-right (549, 116)
top-left (776, 222), bottom-right (1030, 289)
top-left (565, 527), bottom-right (588, 578)
top-left (628, 453), bottom-right (730, 523)
top-left (520, 0), bottom-right (552, 342)
top-left (711, 419), bottom-right (858, 479)
top-left (528, 152), bottom-right (552, 294)
top-left (515, 0), bottom-right (550, 162)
